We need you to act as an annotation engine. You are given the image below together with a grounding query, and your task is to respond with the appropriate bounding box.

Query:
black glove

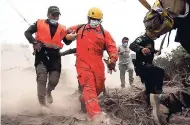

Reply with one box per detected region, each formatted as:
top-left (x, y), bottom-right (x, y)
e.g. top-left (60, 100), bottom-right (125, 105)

top-left (33, 41), bottom-right (42, 52)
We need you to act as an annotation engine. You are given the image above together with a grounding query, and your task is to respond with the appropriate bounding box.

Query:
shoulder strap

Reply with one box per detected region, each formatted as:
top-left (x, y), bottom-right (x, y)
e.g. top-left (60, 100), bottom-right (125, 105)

top-left (77, 24), bottom-right (106, 39)
top-left (75, 24), bottom-right (86, 39)
top-left (167, 30), bottom-right (172, 47)
top-left (157, 0), bottom-right (163, 7)
top-left (158, 30), bottom-right (172, 55)
top-left (76, 24), bottom-right (85, 33)
top-left (100, 24), bottom-right (105, 38)
top-left (159, 33), bottom-right (167, 55)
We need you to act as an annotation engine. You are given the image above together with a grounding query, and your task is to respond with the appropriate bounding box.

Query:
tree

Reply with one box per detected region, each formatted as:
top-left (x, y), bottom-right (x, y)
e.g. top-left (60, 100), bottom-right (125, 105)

top-left (154, 45), bottom-right (190, 86)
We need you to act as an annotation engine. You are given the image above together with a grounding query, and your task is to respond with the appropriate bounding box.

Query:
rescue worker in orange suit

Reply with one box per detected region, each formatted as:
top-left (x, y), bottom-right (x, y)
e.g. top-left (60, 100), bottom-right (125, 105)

top-left (24, 6), bottom-right (76, 107)
top-left (60, 48), bottom-right (107, 96)
top-left (66, 7), bottom-right (118, 121)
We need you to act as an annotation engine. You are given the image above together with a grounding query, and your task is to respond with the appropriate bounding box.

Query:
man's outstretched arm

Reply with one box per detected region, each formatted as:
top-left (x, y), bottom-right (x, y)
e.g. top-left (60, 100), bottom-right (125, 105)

top-left (139, 0), bottom-right (151, 11)
top-left (60, 48), bottom-right (76, 56)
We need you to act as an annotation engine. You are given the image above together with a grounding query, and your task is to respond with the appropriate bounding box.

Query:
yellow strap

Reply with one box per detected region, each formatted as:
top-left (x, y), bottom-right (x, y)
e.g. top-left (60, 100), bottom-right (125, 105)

top-left (153, 0), bottom-right (161, 8)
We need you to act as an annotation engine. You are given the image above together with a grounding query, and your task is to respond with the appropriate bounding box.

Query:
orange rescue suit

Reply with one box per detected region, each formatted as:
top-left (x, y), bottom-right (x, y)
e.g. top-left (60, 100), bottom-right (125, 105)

top-left (67, 24), bottom-right (118, 118)
top-left (35, 19), bottom-right (66, 49)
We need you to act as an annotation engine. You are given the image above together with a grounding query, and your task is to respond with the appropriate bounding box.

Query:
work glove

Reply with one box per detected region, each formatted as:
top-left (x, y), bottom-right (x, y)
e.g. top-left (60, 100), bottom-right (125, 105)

top-left (104, 58), bottom-right (117, 74)
top-left (141, 48), bottom-right (151, 56)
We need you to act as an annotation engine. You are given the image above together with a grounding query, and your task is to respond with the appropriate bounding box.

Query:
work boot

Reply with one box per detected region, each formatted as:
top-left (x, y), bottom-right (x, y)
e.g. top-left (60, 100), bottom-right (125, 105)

top-left (150, 94), bottom-right (170, 125)
top-left (40, 105), bottom-right (52, 115)
top-left (129, 79), bottom-right (134, 86)
top-left (46, 91), bottom-right (53, 104)
top-left (91, 112), bottom-right (110, 125)
top-left (38, 95), bottom-right (46, 106)
top-left (79, 95), bottom-right (87, 113)
top-left (121, 83), bottom-right (125, 88)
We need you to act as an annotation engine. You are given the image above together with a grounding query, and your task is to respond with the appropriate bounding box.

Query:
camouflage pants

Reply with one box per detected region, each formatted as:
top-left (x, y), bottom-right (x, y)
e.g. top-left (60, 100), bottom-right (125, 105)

top-left (161, 87), bottom-right (190, 113)
top-left (35, 63), bottom-right (60, 105)
top-left (119, 63), bottom-right (134, 85)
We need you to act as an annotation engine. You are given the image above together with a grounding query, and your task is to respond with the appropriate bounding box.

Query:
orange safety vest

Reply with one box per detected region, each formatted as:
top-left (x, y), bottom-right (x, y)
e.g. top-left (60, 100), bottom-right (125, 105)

top-left (35, 19), bottom-right (66, 49)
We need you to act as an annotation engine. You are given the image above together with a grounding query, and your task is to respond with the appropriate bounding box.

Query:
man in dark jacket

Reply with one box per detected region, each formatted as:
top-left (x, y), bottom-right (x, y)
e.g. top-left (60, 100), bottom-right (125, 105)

top-left (129, 33), bottom-right (164, 105)
top-left (24, 6), bottom-right (76, 107)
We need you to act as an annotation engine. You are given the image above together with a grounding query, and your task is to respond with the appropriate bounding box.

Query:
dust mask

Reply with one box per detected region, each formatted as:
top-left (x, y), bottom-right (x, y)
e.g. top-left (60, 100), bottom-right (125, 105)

top-left (49, 19), bottom-right (58, 25)
top-left (89, 20), bottom-right (101, 28)
top-left (122, 42), bottom-right (128, 47)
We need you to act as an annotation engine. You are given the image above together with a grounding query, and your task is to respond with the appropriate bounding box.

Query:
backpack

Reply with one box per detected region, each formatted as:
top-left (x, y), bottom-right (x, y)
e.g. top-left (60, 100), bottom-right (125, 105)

top-left (76, 24), bottom-right (105, 39)
top-left (143, 6), bottom-right (174, 38)
top-left (144, 0), bottom-right (186, 37)
top-left (144, 0), bottom-right (188, 54)
top-left (75, 24), bottom-right (107, 50)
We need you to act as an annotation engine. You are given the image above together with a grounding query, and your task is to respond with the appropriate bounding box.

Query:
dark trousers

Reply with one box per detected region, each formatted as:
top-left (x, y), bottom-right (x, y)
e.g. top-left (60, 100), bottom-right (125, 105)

top-left (139, 65), bottom-right (164, 104)
top-left (174, 9), bottom-right (190, 54)
top-left (35, 63), bottom-right (61, 105)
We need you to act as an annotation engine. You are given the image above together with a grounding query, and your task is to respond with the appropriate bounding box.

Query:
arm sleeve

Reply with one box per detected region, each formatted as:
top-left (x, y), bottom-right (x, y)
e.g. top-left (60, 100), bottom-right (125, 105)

top-left (139, 0), bottom-right (151, 10)
top-left (24, 22), bottom-right (37, 44)
top-left (104, 31), bottom-right (118, 63)
top-left (60, 48), bottom-right (76, 56)
top-left (63, 24), bottom-right (82, 45)
top-left (66, 25), bottom-right (82, 33)
top-left (129, 37), bottom-right (144, 53)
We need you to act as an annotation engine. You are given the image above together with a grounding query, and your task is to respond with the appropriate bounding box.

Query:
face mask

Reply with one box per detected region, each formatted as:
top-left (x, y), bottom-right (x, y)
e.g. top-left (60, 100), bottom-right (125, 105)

top-left (122, 42), bottom-right (128, 47)
top-left (89, 20), bottom-right (101, 28)
top-left (49, 19), bottom-right (58, 25)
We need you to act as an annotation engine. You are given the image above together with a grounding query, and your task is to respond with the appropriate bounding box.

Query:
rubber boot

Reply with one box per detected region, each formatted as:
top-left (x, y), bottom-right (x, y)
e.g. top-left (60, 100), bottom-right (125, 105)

top-left (46, 91), bottom-right (53, 104)
top-left (121, 83), bottom-right (125, 88)
top-left (38, 95), bottom-right (46, 106)
top-left (150, 94), bottom-right (170, 125)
